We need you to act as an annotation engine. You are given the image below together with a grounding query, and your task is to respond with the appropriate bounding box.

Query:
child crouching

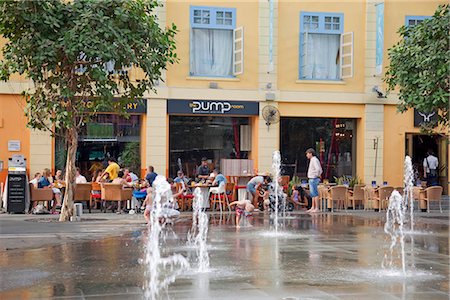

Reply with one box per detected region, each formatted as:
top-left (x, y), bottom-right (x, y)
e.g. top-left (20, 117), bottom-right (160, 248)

top-left (229, 200), bottom-right (255, 228)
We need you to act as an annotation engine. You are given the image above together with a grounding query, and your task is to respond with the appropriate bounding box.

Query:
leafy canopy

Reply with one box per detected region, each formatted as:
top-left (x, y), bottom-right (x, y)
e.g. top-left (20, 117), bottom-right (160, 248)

top-left (384, 4), bottom-right (449, 128)
top-left (0, 0), bottom-right (177, 132)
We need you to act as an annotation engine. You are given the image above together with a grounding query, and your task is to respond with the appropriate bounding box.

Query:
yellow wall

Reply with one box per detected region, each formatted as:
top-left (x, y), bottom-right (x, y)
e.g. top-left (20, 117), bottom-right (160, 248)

top-left (277, 1), bottom-right (366, 92)
top-left (165, 0), bottom-right (259, 89)
top-left (383, 0), bottom-right (446, 75)
top-left (278, 102), bottom-right (365, 182)
top-left (0, 95), bottom-right (30, 183)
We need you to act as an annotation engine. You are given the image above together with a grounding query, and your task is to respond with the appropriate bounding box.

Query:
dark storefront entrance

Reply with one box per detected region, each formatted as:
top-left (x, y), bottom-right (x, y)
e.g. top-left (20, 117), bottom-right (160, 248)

top-left (55, 114), bottom-right (142, 180)
top-left (167, 99), bottom-right (259, 179)
top-left (406, 133), bottom-right (448, 193)
top-left (280, 117), bottom-right (356, 182)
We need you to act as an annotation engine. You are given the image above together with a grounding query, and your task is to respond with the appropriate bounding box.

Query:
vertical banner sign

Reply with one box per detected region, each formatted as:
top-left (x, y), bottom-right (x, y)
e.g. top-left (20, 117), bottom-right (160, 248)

top-left (268, 0), bottom-right (274, 72)
top-left (375, 3), bottom-right (384, 75)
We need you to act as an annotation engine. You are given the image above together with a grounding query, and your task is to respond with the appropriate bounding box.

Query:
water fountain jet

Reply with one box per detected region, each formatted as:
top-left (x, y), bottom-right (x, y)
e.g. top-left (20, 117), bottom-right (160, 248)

top-left (187, 187), bottom-right (210, 272)
top-left (144, 176), bottom-right (189, 300)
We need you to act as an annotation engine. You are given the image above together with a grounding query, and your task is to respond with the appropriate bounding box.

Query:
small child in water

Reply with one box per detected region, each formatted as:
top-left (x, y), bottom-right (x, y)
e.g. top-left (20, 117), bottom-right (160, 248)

top-left (142, 187), bottom-right (154, 224)
top-left (229, 200), bottom-right (255, 228)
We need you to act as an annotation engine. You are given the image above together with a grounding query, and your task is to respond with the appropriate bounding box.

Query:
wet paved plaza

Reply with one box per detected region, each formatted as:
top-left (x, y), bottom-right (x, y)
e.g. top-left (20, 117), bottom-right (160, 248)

top-left (0, 211), bottom-right (448, 299)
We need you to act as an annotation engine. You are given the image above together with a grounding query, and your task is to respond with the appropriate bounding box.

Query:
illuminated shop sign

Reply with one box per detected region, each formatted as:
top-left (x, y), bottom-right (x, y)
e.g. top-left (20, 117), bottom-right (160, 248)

top-left (167, 100), bottom-right (259, 115)
top-left (62, 99), bottom-right (147, 114)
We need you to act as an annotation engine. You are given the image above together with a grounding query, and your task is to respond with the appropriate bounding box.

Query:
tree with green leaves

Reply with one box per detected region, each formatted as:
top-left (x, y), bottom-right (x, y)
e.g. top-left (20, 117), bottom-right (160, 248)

top-left (0, 0), bottom-right (177, 221)
top-left (385, 4), bottom-right (449, 129)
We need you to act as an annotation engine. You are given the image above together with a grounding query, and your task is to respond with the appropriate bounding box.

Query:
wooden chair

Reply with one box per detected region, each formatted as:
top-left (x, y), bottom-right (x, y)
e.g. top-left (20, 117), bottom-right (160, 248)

top-left (74, 183), bottom-right (92, 213)
top-left (29, 183), bottom-right (53, 211)
top-left (209, 183), bottom-right (231, 212)
top-left (326, 186), bottom-right (347, 212)
top-left (174, 182), bottom-right (185, 211)
top-left (177, 182), bottom-right (194, 211)
top-left (373, 186), bottom-right (394, 211)
top-left (280, 175), bottom-right (290, 192)
top-left (100, 183), bottom-right (133, 213)
top-left (348, 184), bottom-right (365, 210)
top-left (423, 186), bottom-right (443, 213)
top-left (90, 182), bottom-right (102, 211)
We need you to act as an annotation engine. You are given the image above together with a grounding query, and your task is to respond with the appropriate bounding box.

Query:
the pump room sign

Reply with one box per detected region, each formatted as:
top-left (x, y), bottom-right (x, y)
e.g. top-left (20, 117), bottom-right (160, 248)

top-left (167, 99), bottom-right (259, 116)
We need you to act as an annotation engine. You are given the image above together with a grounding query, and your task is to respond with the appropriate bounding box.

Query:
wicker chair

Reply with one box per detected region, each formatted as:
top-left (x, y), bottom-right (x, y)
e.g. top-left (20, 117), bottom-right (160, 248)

top-left (348, 184), bottom-right (365, 210)
top-left (100, 183), bottom-right (133, 213)
top-left (363, 186), bottom-right (375, 210)
top-left (423, 186), bottom-right (443, 213)
top-left (29, 183), bottom-right (53, 211)
top-left (373, 186), bottom-right (394, 211)
top-left (326, 186), bottom-right (348, 212)
top-left (74, 183), bottom-right (92, 213)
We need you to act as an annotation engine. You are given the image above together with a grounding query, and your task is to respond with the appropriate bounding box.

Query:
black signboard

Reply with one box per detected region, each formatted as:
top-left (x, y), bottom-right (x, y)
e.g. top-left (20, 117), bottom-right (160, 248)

top-left (167, 99), bottom-right (259, 116)
top-left (414, 109), bottom-right (438, 127)
top-left (7, 174), bottom-right (27, 213)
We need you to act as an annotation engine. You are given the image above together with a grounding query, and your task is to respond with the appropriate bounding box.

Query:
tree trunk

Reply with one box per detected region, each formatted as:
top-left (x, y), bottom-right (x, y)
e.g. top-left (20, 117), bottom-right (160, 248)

top-left (59, 127), bottom-right (78, 222)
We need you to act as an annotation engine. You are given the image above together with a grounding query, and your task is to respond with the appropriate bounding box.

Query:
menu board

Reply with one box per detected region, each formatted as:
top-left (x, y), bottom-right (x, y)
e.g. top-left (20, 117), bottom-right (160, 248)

top-left (7, 174), bottom-right (27, 213)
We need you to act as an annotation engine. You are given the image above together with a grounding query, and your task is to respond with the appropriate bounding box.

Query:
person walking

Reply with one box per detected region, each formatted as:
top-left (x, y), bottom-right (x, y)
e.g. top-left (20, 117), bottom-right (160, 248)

top-left (305, 148), bottom-right (322, 213)
top-left (423, 149), bottom-right (438, 187)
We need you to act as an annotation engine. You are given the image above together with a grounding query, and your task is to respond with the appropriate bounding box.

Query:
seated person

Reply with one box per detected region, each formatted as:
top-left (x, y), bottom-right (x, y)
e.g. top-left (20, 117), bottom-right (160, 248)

top-left (174, 170), bottom-right (190, 190)
top-left (109, 171), bottom-right (132, 213)
top-left (92, 169), bottom-right (104, 183)
top-left (196, 157), bottom-right (210, 182)
top-left (124, 168), bottom-right (139, 183)
top-left (38, 168), bottom-right (62, 214)
top-left (209, 169), bottom-right (228, 197)
top-left (111, 171), bottom-right (132, 187)
top-left (229, 200), bottom-right (255, 228)
top-left (211, 169), bottom-right (226, 186)
top-left (292, 185), bottom-right (312, 210)
top-left (75, 167), bottom-right (87, 184)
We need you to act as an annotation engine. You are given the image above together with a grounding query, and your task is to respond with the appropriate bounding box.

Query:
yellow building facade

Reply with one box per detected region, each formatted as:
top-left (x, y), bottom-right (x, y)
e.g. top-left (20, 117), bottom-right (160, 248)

top-left (0, 0), bottom-right (448, 192)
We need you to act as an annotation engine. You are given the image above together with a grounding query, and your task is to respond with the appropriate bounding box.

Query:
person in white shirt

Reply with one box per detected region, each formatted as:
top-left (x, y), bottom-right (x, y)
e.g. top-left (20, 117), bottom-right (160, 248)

top-left (305, 148), bottom-right (322, 213)
top-left (423, 149), bottom-right (438, 187)
top-left (29, 172), bottom-right (41, 188)
top-left (75, 167), bottom-right (87, 184)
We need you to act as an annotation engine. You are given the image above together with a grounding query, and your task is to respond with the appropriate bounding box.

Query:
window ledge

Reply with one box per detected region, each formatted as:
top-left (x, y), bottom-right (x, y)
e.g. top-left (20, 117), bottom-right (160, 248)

top-left (186, 76), bottom-right (240, 82)
top-left (296, 79), bottom-right (346, 85)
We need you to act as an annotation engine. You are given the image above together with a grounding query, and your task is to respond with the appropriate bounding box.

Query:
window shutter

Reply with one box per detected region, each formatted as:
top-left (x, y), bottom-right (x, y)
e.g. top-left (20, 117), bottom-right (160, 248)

top-left (300, 31), bottom-right (309, 78)
top-left (340, 32), bottom-right (354, 79)
top-left (233, 26), bottom-right (244, 76)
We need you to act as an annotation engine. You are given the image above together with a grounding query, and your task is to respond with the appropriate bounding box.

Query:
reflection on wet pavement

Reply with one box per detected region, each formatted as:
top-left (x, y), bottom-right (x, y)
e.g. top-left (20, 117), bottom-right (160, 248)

top-left (0, 212), bottom-right (448, 299)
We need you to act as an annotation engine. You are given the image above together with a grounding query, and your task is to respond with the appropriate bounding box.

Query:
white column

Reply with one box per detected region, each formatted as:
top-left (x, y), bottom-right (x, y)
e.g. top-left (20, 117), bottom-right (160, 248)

top-left (145, 99), bottom-right (167, 176)
top-left (364, 104), bottom-right (384, 185)
top-left (29, 129), bottom-right (52, 176)
top-left (258, 0), bottom-right (279, 173)
top-left (258, 102), bottom-right (280, 174)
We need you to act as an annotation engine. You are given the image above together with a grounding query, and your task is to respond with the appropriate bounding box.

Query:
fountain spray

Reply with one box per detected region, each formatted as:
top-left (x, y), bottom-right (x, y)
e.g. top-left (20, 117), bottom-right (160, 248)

top-left (144, 176), bottom-right (189, 299)
top-left (272, 150), bottom-right (281, 233)
top-left (187, 187), bottom-right (210, 272)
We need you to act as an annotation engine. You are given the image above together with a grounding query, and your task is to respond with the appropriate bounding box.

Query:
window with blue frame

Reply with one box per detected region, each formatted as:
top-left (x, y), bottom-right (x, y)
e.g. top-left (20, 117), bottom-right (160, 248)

top-left (190, 6), bottom-right (236, 77)
top-left (405, 16), bottom-right (430, 27)
top-left (299, 12), bottom-right (344, 80)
